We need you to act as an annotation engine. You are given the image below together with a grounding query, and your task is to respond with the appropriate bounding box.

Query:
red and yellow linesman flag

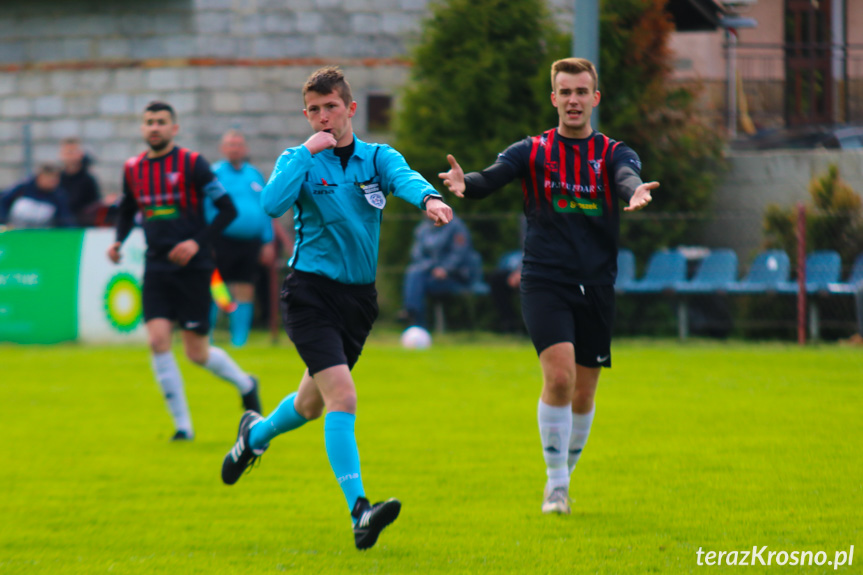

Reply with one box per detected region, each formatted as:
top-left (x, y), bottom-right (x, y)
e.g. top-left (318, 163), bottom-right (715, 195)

top-left (210, 269), bottom-right (237, 313)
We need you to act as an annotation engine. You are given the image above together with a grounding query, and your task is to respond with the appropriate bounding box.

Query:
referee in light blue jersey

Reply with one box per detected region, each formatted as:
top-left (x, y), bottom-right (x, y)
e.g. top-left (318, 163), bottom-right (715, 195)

top-left (205, 130), bottom-right (275, 347)
top-left (219, 66), bottom-right (454, 551)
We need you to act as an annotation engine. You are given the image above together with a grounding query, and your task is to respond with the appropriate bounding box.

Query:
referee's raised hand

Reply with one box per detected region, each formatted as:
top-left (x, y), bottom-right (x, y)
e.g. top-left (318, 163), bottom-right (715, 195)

top-left (303, 130), bottom-right (338, 155)
top-left (438, 154), bottom-right (466, 198)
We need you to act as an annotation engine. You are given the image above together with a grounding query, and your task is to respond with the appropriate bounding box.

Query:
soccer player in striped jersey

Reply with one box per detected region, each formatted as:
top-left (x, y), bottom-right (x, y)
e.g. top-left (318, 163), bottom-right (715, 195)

top-left (439, 58), bottom-right (658, 515)
top-left (107, 101), bottom-right (262, 441)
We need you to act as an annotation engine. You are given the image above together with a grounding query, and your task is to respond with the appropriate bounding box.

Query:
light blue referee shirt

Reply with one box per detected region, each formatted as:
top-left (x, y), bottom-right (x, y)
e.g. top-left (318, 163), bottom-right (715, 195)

top-left (261, 136), bottom-right (441, 285)
top-left (206, 161), bottom-right (274, 243)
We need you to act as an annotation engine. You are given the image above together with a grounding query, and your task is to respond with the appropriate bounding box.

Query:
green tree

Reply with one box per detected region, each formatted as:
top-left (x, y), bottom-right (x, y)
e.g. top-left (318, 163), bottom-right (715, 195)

top-left (380, 0), bottom-right (726, 319)
top-left (383, 0), bottom-right (568, 272)
top-left (599, 0), bottom-right (726, 263)
top-left (763, 164), bottom-right (863, 269)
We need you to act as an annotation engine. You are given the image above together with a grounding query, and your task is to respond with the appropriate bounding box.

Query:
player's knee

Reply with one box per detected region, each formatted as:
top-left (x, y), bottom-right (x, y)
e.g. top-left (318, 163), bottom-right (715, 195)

top-left (295, 396), bottom-right (324, 421)
top-left (326, 388), bottom-right (357, 414)
top-left (571, 389), bottom-right (595, 413)
top-left (185, 348), bottom-right (208, 365)
top-left (148, 335), bottom-right (171, 354)
top-left (544, 368), bottom-right (575, 397)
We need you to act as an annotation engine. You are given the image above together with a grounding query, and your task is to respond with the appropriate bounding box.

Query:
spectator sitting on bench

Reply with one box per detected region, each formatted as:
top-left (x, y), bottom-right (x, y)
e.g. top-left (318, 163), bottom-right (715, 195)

top-left (400, 214), bottom-right (482, 328)
top-left (59, 137), bottom-right (110, 227)
top-left (0, 163), bottom-right (75, 229)
top-left (488, 216), bottom-right (526, 333)
top-left (489, 249), bottom-right (523, 333)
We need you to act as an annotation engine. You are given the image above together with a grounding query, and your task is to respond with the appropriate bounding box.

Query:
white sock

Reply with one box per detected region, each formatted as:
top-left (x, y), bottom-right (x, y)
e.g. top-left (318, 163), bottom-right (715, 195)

top-left (151, 351), bottom-right (192, 433)
top-left (203, 346), bottom-right (254, 393)
top-left (538, 400), bottom-right (572, 490)
top-left (568, 406), bottom-right (595, 475)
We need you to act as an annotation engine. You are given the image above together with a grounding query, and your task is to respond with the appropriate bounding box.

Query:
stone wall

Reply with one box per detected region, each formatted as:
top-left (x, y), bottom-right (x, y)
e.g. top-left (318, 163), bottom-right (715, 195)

top-left (0, 0), bottom-right (572, 195)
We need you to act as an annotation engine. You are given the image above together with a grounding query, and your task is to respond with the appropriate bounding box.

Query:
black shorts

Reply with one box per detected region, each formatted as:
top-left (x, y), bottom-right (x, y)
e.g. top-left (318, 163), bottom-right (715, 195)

top-left (520, 277), bottom-right (615, 368)
top-left (142, 266), bottom-right (213, 335)
top-left (213, 236), bottom-right (262, 284)
top-left (280, 270), bottom-right (378, 376)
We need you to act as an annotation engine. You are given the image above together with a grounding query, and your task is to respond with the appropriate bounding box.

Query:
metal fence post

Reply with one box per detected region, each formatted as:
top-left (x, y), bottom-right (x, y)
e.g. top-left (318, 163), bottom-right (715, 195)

top-left (796, 202), bottom-right (806, 345)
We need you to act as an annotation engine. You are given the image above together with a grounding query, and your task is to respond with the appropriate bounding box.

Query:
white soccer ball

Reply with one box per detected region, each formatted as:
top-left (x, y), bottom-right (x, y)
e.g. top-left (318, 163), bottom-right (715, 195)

top-left (400, 326), bottom-right (432, 350)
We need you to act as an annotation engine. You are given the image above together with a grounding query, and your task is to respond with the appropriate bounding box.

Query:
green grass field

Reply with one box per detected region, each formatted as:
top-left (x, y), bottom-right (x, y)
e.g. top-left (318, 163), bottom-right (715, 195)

top-left (1, 334), bottom-right (860, 574)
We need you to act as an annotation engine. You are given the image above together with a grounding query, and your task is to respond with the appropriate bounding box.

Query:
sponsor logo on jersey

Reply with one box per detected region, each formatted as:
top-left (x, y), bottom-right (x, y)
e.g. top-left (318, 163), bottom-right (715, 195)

top-left (143, 205), bottom-right (180, 220)
top-left (166, 172), bottom-right (181, 187)
top-left (358, 179), bottom-right (386, 209)
top-left (552, 194), bottom-right (603, 216)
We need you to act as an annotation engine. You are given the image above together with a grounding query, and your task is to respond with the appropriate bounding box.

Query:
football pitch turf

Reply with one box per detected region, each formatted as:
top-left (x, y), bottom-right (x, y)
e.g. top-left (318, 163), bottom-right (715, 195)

top-left (1, 334), bottom-right (860, 574)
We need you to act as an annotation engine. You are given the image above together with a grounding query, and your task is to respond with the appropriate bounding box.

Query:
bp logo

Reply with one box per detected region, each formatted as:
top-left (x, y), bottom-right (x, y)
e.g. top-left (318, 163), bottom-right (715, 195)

top-left (103, 273), bottom-right (142, 333)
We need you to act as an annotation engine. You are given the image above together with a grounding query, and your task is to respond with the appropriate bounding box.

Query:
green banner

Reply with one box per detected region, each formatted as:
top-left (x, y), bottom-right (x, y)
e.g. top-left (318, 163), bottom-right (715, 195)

top-left (0, 229), bottom-right (84, 344)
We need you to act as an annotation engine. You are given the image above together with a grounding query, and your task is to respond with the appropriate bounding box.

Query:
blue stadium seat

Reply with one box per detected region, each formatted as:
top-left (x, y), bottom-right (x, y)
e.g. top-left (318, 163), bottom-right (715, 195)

top-left (726, 250), bottom-right (790, 294)
top-left (615, 248), bottom-right (636, 293)
top-left (625, 249), bottom-right (687, 293)
top-left (827, 253), bottom-right (863, 295)
top-left (777, 250), bottom-right (842, 294)
top-left (675, 249), bottom-right (738, 294)
top-left (674, 249), bottom-right (738, 340)
top-left (497, 249), bottom-right (522, 272)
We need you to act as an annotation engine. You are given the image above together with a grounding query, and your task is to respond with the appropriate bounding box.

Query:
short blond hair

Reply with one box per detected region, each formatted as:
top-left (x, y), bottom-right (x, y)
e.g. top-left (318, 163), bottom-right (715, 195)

top-left (550, 58), bottom-right (598, 92)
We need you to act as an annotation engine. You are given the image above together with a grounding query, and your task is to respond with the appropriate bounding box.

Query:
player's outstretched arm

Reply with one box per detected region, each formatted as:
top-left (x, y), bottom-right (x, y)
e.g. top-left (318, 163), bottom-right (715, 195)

top-left (438, 154), bottom-right (466, 198)
top-left (624, 181), bottom-right (659, 212)
top-left (424, 197), bottom-right (453, 227)
top-left (108, 185), bottom-right (139, 263)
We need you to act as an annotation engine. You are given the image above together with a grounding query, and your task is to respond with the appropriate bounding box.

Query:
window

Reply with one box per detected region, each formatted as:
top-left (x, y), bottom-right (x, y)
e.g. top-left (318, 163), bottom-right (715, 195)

top-left (367, 94), bottom-right (393, 133)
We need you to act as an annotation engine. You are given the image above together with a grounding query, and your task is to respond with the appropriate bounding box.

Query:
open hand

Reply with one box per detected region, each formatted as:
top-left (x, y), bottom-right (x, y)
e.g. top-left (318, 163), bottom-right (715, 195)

top-left (624, 181), bottom-right (659, 212)
top-left (438, 154), bottom-right (466, 198)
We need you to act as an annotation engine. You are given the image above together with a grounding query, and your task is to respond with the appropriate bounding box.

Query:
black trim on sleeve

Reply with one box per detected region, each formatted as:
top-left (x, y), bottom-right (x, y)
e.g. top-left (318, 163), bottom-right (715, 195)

top-left (114, 189), bottom-right (138, 244)
top-left (463, 160), bottom-right (520, 199)
top-left (194, 194), bottom-right (237, 246)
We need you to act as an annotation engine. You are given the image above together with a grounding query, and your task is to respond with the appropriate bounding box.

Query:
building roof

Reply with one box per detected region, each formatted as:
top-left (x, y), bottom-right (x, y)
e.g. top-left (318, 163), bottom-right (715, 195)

top-left (668, 0), bottom-right (724, 31)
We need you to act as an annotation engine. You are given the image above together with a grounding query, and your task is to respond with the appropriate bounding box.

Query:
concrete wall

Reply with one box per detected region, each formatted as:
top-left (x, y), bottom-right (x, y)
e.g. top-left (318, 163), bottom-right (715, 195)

top-left (0, 0), bottom-right (439, 193)
top-left (702, 149), bottom-right (863, 262)
top-left (0, 0), bottom-right (573, 196)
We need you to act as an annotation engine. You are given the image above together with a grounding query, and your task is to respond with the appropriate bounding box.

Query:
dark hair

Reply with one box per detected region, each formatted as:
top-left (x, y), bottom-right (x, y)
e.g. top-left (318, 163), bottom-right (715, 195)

top-left (36, 162), bottom-right (61, 175)
top-left (550, 58), bottom-right (598, 92)
top-left (303, 66), bottom-right (353, 106)
top-left (144, 100), bottom-right (176, 121)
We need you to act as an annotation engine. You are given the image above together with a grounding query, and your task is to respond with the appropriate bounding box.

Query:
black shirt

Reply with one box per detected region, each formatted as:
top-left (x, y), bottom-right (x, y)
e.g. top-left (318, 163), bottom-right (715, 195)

top-left (117, 147), bottom-right (219, 270)
top-left (464, 129), bottom-right (642, 285)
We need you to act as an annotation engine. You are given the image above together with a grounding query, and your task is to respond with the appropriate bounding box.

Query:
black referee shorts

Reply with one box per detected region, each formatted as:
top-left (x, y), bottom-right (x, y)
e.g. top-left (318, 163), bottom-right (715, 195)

top-left (142, 266), bottom-right (213, 335)
top-left (520, 276), bottom-right (615, 368)
top-left (213, 236), bottom-right (263, 284)
top-left (280, 270), bottom-right (378, 376)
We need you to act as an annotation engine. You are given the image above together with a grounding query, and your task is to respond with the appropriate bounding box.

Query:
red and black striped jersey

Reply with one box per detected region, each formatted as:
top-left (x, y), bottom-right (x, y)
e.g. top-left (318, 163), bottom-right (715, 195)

top-left (467, 129), bottom-right (641, 285)
top-left (121, 146), bottom-right (217, 269)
